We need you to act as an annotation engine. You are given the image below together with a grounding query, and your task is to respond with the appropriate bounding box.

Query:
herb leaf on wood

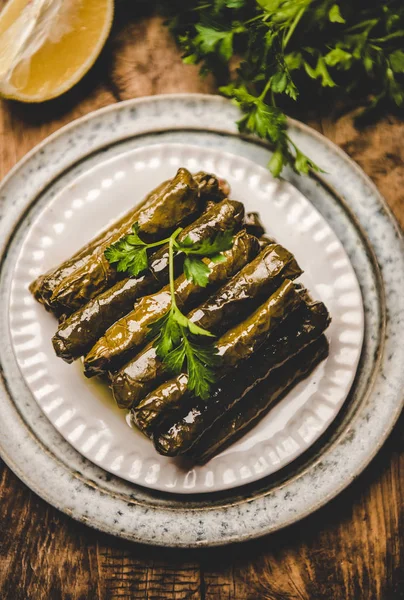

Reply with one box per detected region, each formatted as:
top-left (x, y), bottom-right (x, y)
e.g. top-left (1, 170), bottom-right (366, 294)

top-left (165, 0), bottom-right (404, 176)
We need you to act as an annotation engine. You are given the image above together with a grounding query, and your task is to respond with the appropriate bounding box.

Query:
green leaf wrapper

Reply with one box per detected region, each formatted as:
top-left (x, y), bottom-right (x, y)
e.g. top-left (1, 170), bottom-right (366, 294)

top-left (48, 168), bottom-right (200, 315)
top-left (191, 335), bottom-right (329, 464)
top-left (53, 199), bottom-right (244, 364)
top-left (111, 242), bottom-right (303, 408)
top-left (82, 231), bottom-right (258, 375)
top-left (151, 298), bottom-right (330, 456)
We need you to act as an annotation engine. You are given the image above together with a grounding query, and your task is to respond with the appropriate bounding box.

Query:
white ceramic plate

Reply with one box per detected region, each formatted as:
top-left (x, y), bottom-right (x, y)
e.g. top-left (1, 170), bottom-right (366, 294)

top-left (1, 94), bottom-right (402, 545)
top-left (9, 142), bottom-right (363, 493)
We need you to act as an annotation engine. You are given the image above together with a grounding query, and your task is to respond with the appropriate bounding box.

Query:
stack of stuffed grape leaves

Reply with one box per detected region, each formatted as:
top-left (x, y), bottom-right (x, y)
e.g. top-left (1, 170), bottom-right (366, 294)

top-left (30, 169), bottom-right (331, 463)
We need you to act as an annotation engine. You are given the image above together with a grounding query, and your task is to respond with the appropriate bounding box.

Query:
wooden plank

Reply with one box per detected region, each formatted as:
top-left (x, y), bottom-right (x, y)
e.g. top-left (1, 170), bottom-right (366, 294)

top-left (202, 423), bottom-right (404, 600)
top-left (0, 8), bottom-right (402, 600)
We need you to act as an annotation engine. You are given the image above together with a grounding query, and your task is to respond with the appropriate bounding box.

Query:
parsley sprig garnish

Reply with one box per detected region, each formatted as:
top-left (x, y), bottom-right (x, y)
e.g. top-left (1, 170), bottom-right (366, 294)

top-left (165, 0), bottom-right (404, 177)
top-left (104, 223), bottom-right (174, 276)
top-left (105, 223), bottom-right (234, 399)
top-left (177, 229), bottom-right (233, 286)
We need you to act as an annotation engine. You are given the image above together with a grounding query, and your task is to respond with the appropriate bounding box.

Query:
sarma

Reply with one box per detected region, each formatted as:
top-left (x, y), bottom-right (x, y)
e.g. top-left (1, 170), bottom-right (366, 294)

top-left (31, 171), bottom-right (228, 309)
top-left (84, 237), bottom-right (298, 374)
top-left (193, 171), bottom-right (230, 201)
top-left (190, 336), bottom-right (329, 463)
top-left (182, 240), bottom-right (302, 333)
top-left (244, 212), bottom-right (266, 238)
top-left (29, 179), bottom-right (169, 307)
top-left (29, 164), bottom-right (334, 463)
top-left (44, 168), bottom-right (201, 315)
top-left (112, 278), bottom-right (303, 409)
top-left (83, 232), bottom-right (260, 376)
top-left (52, 199), bottom-right (245, 362)
top-left (151, 299), bottom-right (330, 455)
top-left (258, 235), bottom-right (276, 248)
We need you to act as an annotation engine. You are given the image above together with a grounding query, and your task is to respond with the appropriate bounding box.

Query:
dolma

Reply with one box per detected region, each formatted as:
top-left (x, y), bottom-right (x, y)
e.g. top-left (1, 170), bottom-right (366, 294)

top-left (258, 235), bottom-right (276, 248)
top-left (190, 336), bottom-right (329, 463)
top-left (83, 232), bottom-right (260, 376)
top-left (44, 168), bottom-right (201, 315)
top-left (84, 236), bottom-right (295, 374)
top-left (244, 212), bottom-right (266, 238)
top-left (150, 299), bottom-right (330, 455)
top-left (29, 180), bottom-right (168, 307)
top-left (181, 240), bottom-right (302, 335)
top-left (112, 278), bottom-right (302, 409)
top-left (193, 171), bottom-right (230, 202)
top-left (31, 171), bottom-right (228, 309)
top-left (52, 199), bottom-right (245, 363)
top-left (150, 282), bottom-right (307, 457)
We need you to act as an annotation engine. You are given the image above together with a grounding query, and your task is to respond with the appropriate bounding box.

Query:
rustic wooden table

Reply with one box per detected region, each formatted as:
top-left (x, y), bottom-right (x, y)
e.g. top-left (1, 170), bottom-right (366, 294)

top-left (0, 6), bottom-right (403, 600)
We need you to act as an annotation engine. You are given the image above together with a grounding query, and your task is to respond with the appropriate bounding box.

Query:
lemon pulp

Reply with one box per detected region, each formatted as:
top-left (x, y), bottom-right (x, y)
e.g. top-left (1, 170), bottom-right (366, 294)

top-left (0, 0), bottom-right (114, 102)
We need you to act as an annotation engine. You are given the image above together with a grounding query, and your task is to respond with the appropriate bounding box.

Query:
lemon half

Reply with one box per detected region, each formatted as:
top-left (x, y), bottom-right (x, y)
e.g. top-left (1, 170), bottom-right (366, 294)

top-left (0, 0), bottom-right (114, 102)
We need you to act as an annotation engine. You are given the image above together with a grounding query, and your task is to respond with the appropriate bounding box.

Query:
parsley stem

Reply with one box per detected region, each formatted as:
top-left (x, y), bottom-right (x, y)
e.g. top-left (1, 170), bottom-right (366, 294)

top-left (260, 79), bottom-right (272, 101)
top-left (244, 14), bottom-right (263, 25)
top-left (168, 227), bottom-right (183, 310)
top-left (283, 6), bottom-right (306, 49)
top-left (146, 234), bottom-right (178, 250)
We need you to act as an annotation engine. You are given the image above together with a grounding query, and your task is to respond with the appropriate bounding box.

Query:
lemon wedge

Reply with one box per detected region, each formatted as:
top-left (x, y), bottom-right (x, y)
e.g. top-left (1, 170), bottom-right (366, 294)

top-left (0, 0), bottom-right (114, 102)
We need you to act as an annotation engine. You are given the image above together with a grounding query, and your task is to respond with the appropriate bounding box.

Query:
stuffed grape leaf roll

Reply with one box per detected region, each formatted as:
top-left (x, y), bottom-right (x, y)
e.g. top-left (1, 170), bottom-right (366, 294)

top-left (52, 199), bottom-right (245, 363)
top-left (190, 335), bottom-right (329, 463)
top-left (112, 278), bottom-right (303, 409)
top-left (83, 232), bottom-right (260, 376)
top-left (40, 168), bottom-right (202, 315)
top-left (150, 299), bottom-right (330, 455)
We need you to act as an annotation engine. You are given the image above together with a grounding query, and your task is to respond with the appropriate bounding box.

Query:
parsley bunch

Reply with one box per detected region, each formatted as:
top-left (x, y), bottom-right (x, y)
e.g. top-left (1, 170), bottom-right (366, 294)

top-left (105, 224), bottom-right (234, 399)
top-left (165, 0), bottom-right (404, 177)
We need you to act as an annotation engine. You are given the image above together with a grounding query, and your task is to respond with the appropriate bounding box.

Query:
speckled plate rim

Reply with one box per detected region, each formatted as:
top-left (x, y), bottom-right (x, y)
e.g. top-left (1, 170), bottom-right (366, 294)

top-left (0, 94), bottom-right (403, 547)
top-left (9, 141), bottom-right (364, 494)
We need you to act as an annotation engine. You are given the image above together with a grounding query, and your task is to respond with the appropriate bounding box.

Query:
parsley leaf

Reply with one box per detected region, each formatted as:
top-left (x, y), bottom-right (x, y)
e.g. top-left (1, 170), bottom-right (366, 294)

top-left (105, 222), bottom-right (176, 277)
top-left (124, 222), bottom-right (148, 246)
top-left (328, 4), bottom-right (345, 24)
top-left (165, 0), bottom-right (404, 178)
top-left (293, 146), bottom-right (325, 175)
top-left (194, 24), bottom-right (235, 61)
top-left (176, 229), bottom-right (234, 256)
top-left (165, 336), bottom-right (220, 400)
top-left (148, 310), bottom-right (182, 357)
top-left (151, 305), bottom-right (215, 362)
top-left (324, 48), bottom-right (352, 68)
top-left (303, 56), bottom-right (336, 87)
top-left (389, 49), bottom-right (404, 73)
top-left (104, 223), bottom-right (149, 277)
top-left (268, 144), bottom-right (288, 178)
top-left (141, 223), bottom-right (233, 399)
top-left (183, 256), bottom-right (211, 287)
top-left (176, 230), bottom-right (234, 286)
top-left (151, 303), bottom-right (218, 399)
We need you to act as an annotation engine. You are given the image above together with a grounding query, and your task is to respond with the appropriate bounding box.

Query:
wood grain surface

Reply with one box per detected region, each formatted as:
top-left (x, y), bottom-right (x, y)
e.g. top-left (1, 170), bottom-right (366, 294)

top-left (0, 4), bottom-right (403, 599)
